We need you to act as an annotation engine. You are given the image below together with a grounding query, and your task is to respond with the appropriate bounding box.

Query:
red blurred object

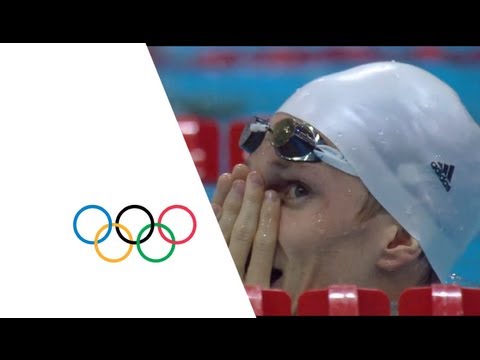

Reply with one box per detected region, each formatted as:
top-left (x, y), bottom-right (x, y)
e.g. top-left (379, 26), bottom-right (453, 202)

top-left (410, 46), bottom-right (445, 60)
top-left (314, 47), bottom-right (380, 62)
top-left (196, 50), bottom-right (240, 68)
top-left (399, 284), bottom-right (480, 316)
top-left (444, 50), bottom-right (480, 64)
top-left (297, 284), bottom-right (391, 316)
top-left (228, 119), bottom-right (250, 170)
top-left (177, 114), bottom-right (219, 183)
top-left (244, 285), bottom-right (292, 316)
top-left (253, 48), bottom-right (311, 65)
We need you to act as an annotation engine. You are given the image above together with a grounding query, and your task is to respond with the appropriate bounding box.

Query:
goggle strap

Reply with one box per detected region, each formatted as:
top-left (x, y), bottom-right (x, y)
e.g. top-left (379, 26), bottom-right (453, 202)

top-left (249, 122), bottom-right (270, 133)
top-left (313, 146), bottom-right (358, 177)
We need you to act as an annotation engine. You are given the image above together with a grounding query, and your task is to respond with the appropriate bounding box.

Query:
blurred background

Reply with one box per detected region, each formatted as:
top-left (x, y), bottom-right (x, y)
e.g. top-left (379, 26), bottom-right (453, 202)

top-left (149, 46), bottom-right (480, 195)
top-left (149, 46), bottom-right (480, 283)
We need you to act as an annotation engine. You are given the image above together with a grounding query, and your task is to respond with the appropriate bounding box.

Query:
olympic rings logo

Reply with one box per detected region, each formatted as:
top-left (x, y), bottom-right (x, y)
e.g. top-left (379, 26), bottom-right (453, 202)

top-left (73, 204), bottom-right (196, 263)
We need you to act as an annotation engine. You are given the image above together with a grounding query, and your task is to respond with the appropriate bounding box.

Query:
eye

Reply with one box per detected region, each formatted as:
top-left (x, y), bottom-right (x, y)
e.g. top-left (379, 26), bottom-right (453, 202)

top-left (286, 183), bottom-right (310, 199)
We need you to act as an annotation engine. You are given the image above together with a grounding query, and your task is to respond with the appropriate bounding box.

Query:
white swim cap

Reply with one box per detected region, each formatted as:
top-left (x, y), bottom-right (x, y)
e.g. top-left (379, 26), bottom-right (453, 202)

top-left (277, 61), bottom-right (480, 283)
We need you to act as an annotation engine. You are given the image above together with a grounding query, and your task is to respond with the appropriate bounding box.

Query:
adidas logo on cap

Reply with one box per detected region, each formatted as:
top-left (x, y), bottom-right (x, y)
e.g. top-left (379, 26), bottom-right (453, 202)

top-left (431, 161), bottom-right (454, 192)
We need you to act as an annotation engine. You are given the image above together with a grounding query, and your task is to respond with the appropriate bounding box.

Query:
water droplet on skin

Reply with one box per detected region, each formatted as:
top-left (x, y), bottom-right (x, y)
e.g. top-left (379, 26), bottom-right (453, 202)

top-left (237, 225), bottom-right (247, 231)
top-left (315, 212), bottom-right (324, 224)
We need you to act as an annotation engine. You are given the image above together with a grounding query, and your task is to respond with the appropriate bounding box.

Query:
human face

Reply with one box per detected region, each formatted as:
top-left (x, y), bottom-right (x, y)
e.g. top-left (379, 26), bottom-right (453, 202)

top-left (245, 112), bottom-right (387, 302)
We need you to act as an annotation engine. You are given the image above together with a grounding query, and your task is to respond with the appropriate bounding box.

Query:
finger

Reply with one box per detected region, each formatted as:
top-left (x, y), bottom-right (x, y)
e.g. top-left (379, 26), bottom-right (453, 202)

top-left (229, 171), bottom-right (265, 278)
top-left (211, 203), bottom-right (222, 221)
top-left (211, 164), bottom-right (249, 207)
top-left (231, 163), bottom-right (250, 181)
top-left (211, 173), bottom-right (233, 207)
top-left (218, 179), bottom-right (245, 244)
top-left (245, 190), bottom-right (281, 288)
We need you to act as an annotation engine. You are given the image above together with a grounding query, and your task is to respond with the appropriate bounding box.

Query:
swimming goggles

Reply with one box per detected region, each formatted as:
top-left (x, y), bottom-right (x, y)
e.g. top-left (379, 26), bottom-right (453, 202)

top-left (239, 116), bottom-right (358, 177)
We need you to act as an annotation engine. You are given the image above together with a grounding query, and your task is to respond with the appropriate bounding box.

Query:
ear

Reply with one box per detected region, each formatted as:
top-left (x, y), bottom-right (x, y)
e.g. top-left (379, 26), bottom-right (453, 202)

top-left (376, 226), bottom-right (422, 272)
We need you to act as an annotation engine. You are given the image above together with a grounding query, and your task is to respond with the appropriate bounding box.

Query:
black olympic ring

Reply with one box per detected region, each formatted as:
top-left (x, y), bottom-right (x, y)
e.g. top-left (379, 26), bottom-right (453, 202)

top-left (115, 205), bottom-right (154, 245)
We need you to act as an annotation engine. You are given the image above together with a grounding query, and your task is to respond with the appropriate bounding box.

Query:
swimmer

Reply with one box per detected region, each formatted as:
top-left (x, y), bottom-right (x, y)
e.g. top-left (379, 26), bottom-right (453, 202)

top-left (211, 61), bottom-right (480, 313)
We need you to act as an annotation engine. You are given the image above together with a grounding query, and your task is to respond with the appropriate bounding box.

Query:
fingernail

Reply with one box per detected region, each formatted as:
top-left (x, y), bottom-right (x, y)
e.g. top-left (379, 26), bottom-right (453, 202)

top-left (248, 171), bottom-right (263, 187)
top-left (219, 173), bottom-right (232, 182)
top-left (233, 180), bottom-right (245, 195)
top-left (234, 163), bottom-right (247, 172)
top-left (265, 190), bottom-right (278, 202)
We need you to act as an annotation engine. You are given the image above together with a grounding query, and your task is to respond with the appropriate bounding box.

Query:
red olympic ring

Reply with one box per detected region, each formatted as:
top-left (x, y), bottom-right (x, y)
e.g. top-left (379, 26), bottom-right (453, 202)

top-left (158, 205), bottom-right (197, 245)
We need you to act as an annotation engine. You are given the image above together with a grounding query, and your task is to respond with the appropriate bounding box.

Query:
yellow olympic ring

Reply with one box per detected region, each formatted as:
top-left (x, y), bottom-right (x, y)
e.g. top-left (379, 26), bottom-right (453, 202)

top-left (94, 223), bottom-right (133, 263)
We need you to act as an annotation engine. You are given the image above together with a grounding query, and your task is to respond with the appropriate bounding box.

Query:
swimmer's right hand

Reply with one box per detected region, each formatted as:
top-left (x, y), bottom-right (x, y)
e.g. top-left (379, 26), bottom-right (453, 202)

top-left (211, 163), bottom-right (250, 220)
top-left (211, 164), bottom-right (280, 288)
